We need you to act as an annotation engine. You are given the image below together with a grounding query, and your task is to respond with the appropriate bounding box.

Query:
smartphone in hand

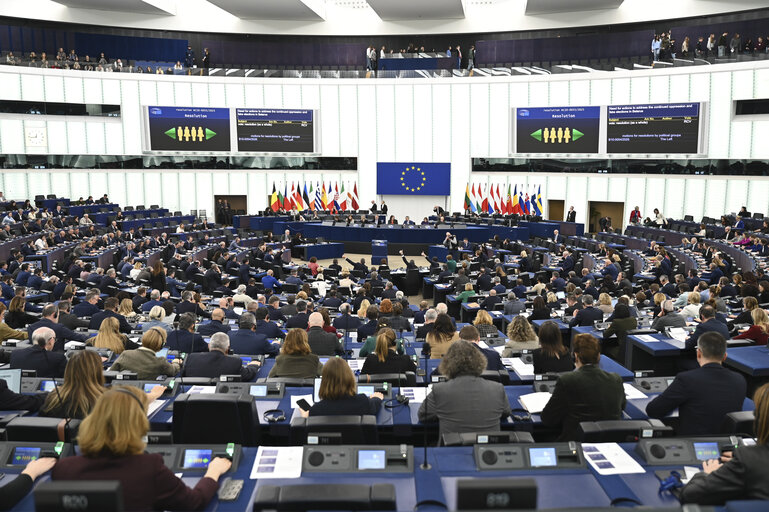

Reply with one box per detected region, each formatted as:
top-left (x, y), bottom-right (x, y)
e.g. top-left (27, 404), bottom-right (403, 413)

top-left (296, 399), bottom-right (311, 411)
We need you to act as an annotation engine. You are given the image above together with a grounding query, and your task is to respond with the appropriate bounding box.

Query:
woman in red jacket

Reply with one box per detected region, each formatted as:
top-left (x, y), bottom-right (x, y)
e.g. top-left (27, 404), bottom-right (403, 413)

top-left (52, 386), bottom-right (231, 511)
top-left (733, 308), bottom-right (769, 346)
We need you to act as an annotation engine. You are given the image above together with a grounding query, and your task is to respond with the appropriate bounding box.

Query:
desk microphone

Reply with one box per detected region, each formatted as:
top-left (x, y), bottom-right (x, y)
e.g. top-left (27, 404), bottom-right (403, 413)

top-left (420, 348), bottom-right (431, 470)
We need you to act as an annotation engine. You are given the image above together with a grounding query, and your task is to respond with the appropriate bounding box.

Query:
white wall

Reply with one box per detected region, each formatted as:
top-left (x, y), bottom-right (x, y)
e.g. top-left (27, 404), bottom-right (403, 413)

top-left (1, 60), bottom-right (769, 224)
top-left (2, 0), bottom-right (767, 36)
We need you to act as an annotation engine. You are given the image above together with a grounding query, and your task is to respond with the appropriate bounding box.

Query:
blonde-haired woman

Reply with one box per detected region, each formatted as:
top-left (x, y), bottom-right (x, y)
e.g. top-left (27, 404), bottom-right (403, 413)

top-left (90, 316), bottom-right (136, 355)
top-left (502, 315), bottom-right (539, 356)
top-left (598, 293), bottom-right (614, 315)
top-left (681, 291), bottom-right (702, 319)
top-left (473, 310), bottom-right (499, 338)
top-left (118, 298), bottom-right (137, 319)
top-left (734, 308), bottom-right (769, 346)
top-left (51, 386), bottom-right (231, 510)
top-left (357, 299), bottom-right (371, 320)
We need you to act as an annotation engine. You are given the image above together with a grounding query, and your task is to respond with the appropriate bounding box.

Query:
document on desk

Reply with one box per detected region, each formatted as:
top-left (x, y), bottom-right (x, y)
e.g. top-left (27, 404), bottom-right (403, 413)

top-left (186, 385), bottom-right (216, 394)
top-left (346, 359), bottom-right (366, 371)
top-left (623, 383), bottom-right (647, 400)
top-left (582, 443), bottom-right (645, 475)
top-left (635, 335), bottom-right (659, 343)
top-left (290, 394), bottom-right (314, 410)
top-left (400, 386), bottom-right (431, 403)
top-left (668, 328), bottom-right (689, 343)
top-left (147, 399), bottom-right (167, 417)
top-left (250, 446), bottom-right (304, 479)
top-left (518, 392), bottom-right (552, 414)
top-left (508, 358), bottom-right (535, 379)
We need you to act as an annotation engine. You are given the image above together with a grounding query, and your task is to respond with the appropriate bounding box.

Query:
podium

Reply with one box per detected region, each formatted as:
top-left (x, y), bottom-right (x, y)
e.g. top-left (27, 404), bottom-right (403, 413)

top-left (371, 240), bottom-right (388, 265)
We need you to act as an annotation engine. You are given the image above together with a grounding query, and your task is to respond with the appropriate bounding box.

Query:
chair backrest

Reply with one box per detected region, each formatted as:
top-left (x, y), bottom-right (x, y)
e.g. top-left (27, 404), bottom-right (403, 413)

top-left (577, 419), bottom-right (673, 442)
top-left (480, 370), bottom-right (510, 385)
top-left (35, 481), bottom-right (124, 512)
top-left (259, 377), bottom-right (315, 387)
top-left (253, 483), bottom-right (395, 511)
top-left (359, 372), bottom-right (416, 386)
top-left (172, 393), bottom-right (259, 446)
top-left (721, 410), bottom-right (755, 436)
top-left (5, 416), bottom-right (81, 442)
top-left (290, 414), bottom-right (378, 444)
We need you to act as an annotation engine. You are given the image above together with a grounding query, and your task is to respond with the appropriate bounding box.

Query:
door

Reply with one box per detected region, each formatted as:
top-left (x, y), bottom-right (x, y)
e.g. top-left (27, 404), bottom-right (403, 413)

top-left (548, 200), bottom-right (564, 222)
top-left (588, 201), bottom-right (625, 233)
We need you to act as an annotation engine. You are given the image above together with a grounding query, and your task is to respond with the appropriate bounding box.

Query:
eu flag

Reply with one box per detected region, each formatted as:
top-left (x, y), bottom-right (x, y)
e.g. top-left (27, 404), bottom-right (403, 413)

top-left (376, 163), bottom-right (451, 196)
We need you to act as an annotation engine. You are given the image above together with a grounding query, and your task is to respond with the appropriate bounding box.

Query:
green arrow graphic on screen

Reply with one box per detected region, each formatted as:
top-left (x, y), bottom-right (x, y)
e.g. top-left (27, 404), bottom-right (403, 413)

top-left (205, 128), bottom-right (216, 140)
top-left (164, 127), bottom-right (177, 139)
top-left (572, 129), bottom-right (584, 141)
top-left (530, 129), bottom-right (542, 141)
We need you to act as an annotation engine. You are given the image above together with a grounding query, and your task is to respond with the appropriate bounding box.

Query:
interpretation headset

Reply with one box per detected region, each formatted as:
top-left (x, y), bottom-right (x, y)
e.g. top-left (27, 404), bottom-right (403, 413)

top-left (509, 408), bottom-right (532, 423)
top-left (263, 408), bottom-right (286, 423)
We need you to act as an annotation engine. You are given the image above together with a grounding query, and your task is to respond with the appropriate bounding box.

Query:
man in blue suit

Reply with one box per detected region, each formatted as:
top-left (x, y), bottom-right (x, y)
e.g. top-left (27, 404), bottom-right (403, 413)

top-left (197, 308), bottom-right (232, 336)
top-left (560, 251), bottom-right (575, 274)
top-left (254, 307), bottom-right (285, 339)
top-left (460, 325), bottom-right (504, 371)
top-left (27, 304), bottom-right (89, 352)
top-left (600, 259), bottom-right (619, 281)
top-left (89, 297), bottom-right (131, 334)
top-left (550, 271), bottom-right (566, 292)
top-left (228, 312), bottom-right (279, 356)
top-left (568, 295), bottom-right (603, 327)
top-left (15, 264), bottom-right (31, 287)
top-left (708, 262), bottom-right (724, 285)
top-left (165, 269), bottom-right (186, 298)
top-left (73, 289), bottom-right (100, 317)
top-left (332, 303), bottom-right (362, 330)
top-left (261, 269), bottom-right (280, 292)
top-left (166, 313), bottom-right (208, 353)
top-left (686, 306), bottom-right (730, 351)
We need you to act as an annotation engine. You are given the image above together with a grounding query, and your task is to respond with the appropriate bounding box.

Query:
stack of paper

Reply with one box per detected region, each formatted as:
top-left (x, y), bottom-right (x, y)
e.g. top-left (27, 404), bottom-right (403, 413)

top-left (668, 328), bottom-right (689, 342)
top-left (636, 334), bottom-right (659, 343)
top-left (509, 358), bottom-right (535, 379)
top-left (518, 392), bottom-right (552, 413)
top-left (147, 399), bottom-right (167, 417)
top-left (187, 385), bottom-right (216, 394)
top-left (623, 383), bottom-right (647, 400)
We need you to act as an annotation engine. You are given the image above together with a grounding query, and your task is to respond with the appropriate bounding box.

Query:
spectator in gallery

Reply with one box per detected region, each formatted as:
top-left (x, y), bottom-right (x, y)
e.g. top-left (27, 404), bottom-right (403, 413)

top-left (174, 61), bottom-right (183, 70)
top-left (185, 46), bottom-right (195, 68)
top-left (202, 48), bottom-right (210, 69)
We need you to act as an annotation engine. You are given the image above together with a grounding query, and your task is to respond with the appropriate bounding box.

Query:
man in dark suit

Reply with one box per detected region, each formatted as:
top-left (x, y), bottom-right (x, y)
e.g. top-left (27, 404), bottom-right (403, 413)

top-left (481, 289), bottom-right (502, 310)
top-left (565, 206), bottom-right (576, 223)
top-left (550, 271), bottom-right (567, 292)
top-left (568, 295), bottom-right (603, 327)
top-left (452, 268), bottom-right (470, 293)
top-left (228, 312), bottom-right (279, 356)
top-left (266, 295), bottom-right (287, 322)
top-left (73, 289), bottom-right (100, 317)
top-left (254, 307), bottom-right (285, 338)
top-left (88, 297), bottom-right (132, 334)
top-left (176, 290), bottom-right (211, 319)
top-left (27, 304), bottom-right (90, 351)
top-left (647, 332), bottom-right (746, 435)
top-left (166, 312), bottom-right (208, 353)
top-left (182, 332), bottom-right (261, 380)
top-left (321, 290), bottom-right (343, 309)
top-left (332, 303), bottom-right (362, 330)
top-left (686, 306), bottom-right (730, 351)
top-left (660, 275), bottom-right (678, 297)
top-left (460, 325), bottom-right (504, 371)
top-left (57, 301), bottom-right (89, 331)
top-left (284, 300), bottom-right (310, 329)
top-left (415, 309), bottom-right (437, 339)
top-left (307, 312), bottom-right (344, 356)
top-left (354, 305), bottom-right (381, 339)
top-left (560, 251), bottom-right (575, 274)
top-left (197, 308), bottom-right (231, 336)
top-left (98, 268), bottom-right (119, 295)
top-left (132, 287), bottom-right (148, 313)
top-left (541, 334), bottom-right (625, 441)
top-left (11, 326), bottom-right (68, 377)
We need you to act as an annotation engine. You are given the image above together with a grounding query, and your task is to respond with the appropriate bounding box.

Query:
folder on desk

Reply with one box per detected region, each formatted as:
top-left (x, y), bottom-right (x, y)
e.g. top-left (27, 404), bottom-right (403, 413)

top-left (519, 391), bottom-right (552, 414)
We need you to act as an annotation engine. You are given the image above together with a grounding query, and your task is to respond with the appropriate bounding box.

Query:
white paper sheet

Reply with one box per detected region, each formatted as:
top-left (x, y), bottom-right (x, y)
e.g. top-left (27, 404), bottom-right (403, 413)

top-left (623, 383), bottom-right (648, 400)
top-left (345, 359), bottom-right (366, 371)
top-left (400, 386), bottom-right (431, 403)
top-left (668, 328), bottom-right (689, 342)
top-left (682, 466), bottom-right (701, 484)
top-left (250, 446), bottom-right (304, 479)
top-left (290, 394), bottom-right (314, 409)
top-left (186, 385), bottom-right (216, 394)
top-left (147, 399), bottom-right (167, 417)
top-left (582, 443), bottom-right (646, 475)
top-left (509, 358), bottom-right (535, 379)
top-left (635, 335), bottom-right (659, 343)
top-left (518, 391), bottom-right (552, 413)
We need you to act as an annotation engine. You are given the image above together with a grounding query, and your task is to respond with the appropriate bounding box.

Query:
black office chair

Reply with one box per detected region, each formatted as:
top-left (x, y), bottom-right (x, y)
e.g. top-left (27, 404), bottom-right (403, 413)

top-left (480, 370), bottom-right (510, 385)
top-left (172, 393), bottom-right (259, 446)
top-left (35, 481), bottom-right (124, 512)
top-left (5, 416), bottom-right (81, 442)
top-left (577, 419), bottom-right (673, 442)
top-left (721, 410), bottom-right (755, 436)
top-left (290, 414), bottom-right (378, 444)
top-left (253, 483), bottom-right (395, 511)
top-left (358, 372), bottom-right (416, 386)
top-left (441, 431), bottom-right (535, 446)
top-left (257, 377), bottom-right (315, 387)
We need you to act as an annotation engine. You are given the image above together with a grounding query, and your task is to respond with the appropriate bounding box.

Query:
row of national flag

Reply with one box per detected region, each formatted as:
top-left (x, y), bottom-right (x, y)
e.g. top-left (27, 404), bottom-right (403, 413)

top-left (464, 183), bottom-right (543, 215)
top-left (270, 181), bottom-right (360, 212)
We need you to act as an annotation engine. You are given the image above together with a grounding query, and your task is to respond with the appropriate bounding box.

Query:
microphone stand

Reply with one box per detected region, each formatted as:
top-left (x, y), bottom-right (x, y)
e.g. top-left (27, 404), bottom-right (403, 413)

top-left (420, 348), bottom-right (431, 470)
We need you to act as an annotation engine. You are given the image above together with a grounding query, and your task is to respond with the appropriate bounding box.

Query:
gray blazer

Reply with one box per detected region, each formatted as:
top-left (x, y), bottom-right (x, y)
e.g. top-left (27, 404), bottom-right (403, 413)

top-left (418, 375), bottom-right (512, 437)
top-left (110, 347), bottom-right (180, 380)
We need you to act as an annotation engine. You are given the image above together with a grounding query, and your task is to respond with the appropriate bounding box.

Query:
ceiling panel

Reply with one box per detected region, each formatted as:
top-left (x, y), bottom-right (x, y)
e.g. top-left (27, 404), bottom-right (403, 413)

top-left (525, 0), bottom-right (624, 15)
top-left (53, 0), bottom-right (175, 15)
top-left (366, 0), bottom-right (465, 20)
top-left (206, 0), bottom-right (325, 20)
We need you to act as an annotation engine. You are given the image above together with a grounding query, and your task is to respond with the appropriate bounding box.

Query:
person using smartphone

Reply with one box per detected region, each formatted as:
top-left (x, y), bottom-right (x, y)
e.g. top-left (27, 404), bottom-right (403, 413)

top-left (300, 358), bottom-right (383, 418)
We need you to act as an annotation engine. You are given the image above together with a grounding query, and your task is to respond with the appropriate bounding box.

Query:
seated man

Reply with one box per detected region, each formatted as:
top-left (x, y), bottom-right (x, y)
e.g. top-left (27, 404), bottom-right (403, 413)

top-left (228, 312), bottom-right (279, 357)
top-left (541, 334), bottom-right (625, 441)
top-left (165, 312), bottom-right (208, 353)
top-left (197, 308), bottom-right (231, 336)
top-left (646, 332), bottom-right (746, 435)
top-left (182, 332), bottom-right (261, 381)
top-left (686, 306), bottom-right (730, 350)
top-left (459, 325), bottom-right (504, 371)
top-left (307, 312), bottom-right (344, 356)
top-left (10, 327), bottom-right (67, 378)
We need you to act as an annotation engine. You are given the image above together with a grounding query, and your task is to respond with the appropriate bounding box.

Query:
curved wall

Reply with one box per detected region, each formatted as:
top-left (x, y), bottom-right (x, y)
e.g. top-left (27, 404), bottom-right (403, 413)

top-left (0, 60), bottom-right (768, 226)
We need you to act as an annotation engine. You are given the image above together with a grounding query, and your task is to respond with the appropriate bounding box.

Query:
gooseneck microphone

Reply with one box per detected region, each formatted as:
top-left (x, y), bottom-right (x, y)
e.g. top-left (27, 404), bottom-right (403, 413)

top-left (420, 347), bottom-right (431, 470)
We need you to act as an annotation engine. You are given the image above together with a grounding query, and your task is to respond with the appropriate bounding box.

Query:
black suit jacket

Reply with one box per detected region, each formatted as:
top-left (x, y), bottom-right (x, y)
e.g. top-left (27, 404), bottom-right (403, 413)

top-left (99, 276), bottom-right (118, 294)
top-left (569, 306), bottom-right (603, 327)
top-left (176, 301), bottom-right (211, 319)
top-left (307, 326), bottom-right (344, 356)
top-left (566, 211), bottom-right (576, 222)
top-left (541, 364), bottom-right (625, 441)
top-left (357, 319), bottom-right (379, 340)
top-left (0, 378), bottom-right (45, 411)
top-left (10, 345), bottom-right (68, 378)
top-left (27, 318), bottom-right (89, 351)
top-left (285, 312), bottom-right (309, 329)
top-left (88, 310), bottom-right (132, 334)
top-left (182, 350), bottom-right (257, 381)
top-left (646, 363), bottom-right (746, 435)
top-left (197, 320), bottom-right (231, 336)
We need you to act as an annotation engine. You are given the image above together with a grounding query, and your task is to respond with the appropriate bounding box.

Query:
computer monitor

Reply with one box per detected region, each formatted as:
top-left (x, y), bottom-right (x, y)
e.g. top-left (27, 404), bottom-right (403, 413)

top-left (0, 368), bottom-right (22, 393)
top-left (313, 378), bottom-right (383, 402)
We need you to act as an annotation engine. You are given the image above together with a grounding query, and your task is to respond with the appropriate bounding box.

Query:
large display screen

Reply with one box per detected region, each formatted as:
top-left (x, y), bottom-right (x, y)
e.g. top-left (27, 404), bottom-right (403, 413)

top-left (376, 163), bottom-right (451, 196)
top-left (146, 106), bottom-right (231, 151)
top-left (606, 103), bottom-right (701, 154)
top-left (515, 106), bottom-right (600, 154)
top-left (236, 108), bottom-right (315, 153)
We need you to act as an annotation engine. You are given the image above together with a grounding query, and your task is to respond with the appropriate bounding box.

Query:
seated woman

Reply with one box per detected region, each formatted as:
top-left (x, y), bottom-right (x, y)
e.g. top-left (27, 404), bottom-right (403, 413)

top-left (424, 313), bottom-right (459, 359)
top-left (142, 305), bottom-right (171, 332)
top-left (361, 328), bottom-right (417, 375)
top-left (268, 328), bottom-right (323, 378)
top-left (4, 297), bottom-right (38, 329)
top-left (546, 292), bottom-right (561, 310)
top-left (0, 457), bottom-right (56, 511)
top-left (528, 296), bottom-right (552, 322)
top-left (0, 302), bottom-right (28, 343)
top-left (501, 315), bottom-right (539, 356)
top-left (456, 283), bottom-right (476, 303)
top-left (39, 350), bottom-right (104, 419)
top-left (378, 298), bottom-right (393, 317)
top-left (304, 358), bottom-right (383, 417)
top-left (307, 257), bottom-right (319, 276)
top-left (90, 317), bottom-right (138, 355)
top-left (418, 340), bottom-right (511, 437)
top-left (532, 321), bottom-right (575, 374)
top-left (602, 304), bottom-right (637, 361)
top-left (680, 382), bottom-right (769, 504)
top-left (387, 302), bottom-right (412, 332)
top-left (472, 310), bottom-right (499, 338)
top-left (51, 386), bottom-right (231, 510)
top-left (733, 308), bottom-right (769, 346)
top-left (118, 298), bottom-right (138, 320)
top-left (359, 317), bottom-right (404, 358)
top-left (680, 292), bottom-right (702, 319)
top-left (109, 327), bottom-right (181, 380)
top-left (597, 293), bottom-right (614, 315)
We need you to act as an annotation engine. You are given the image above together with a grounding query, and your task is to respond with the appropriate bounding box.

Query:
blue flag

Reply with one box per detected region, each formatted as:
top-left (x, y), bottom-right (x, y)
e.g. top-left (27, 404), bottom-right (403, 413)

top-left (376, 163), bottom-right (451, 196)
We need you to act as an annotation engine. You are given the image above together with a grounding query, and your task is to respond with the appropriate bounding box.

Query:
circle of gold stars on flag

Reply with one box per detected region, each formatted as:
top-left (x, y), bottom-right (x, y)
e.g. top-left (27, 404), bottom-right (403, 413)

top-left (400, 166), bottom-right (427, 192)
